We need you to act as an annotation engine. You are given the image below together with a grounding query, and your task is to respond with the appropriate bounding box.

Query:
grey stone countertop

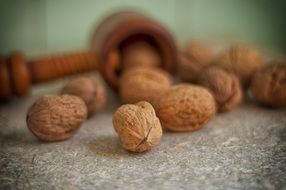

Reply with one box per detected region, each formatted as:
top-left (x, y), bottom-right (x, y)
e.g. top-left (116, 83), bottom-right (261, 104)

top-left (0, 77), bottom-right (285, 190)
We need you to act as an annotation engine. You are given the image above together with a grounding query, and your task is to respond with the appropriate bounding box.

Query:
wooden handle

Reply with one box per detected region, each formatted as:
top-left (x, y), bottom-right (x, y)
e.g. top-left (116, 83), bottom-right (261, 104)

top-left (0, 51), bottom-right (99, 100)
top-left (29, 51), bottom-right (98, 83)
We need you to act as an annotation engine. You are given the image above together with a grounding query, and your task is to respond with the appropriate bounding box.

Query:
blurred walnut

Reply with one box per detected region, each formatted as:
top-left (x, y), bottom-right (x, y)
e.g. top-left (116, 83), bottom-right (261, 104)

top-left (216, 44), bottom-right (263, 88)
top-left (27, 95), bottom-right (87, 141)
top-left (113, 101), bottom-right (162, 152)
top-left (198, 66), bottom-right (242, 112)
top-left (61, 76), bottom-right (106, 117)
top-left (155, 84), bottom-right (216, 132)
top-left (119, 67), bottom-right (172, 104)
top-left (122, 41), bottom-right (161, 70)
top-left (178, 41), bottom-right (214, 83)
top-left (251, 62), bottom-right (286, 108)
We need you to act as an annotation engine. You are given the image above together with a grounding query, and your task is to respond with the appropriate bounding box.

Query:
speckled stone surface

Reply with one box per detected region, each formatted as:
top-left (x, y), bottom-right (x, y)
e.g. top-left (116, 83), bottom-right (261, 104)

top-left (0, 78), bottom-right (285, 190)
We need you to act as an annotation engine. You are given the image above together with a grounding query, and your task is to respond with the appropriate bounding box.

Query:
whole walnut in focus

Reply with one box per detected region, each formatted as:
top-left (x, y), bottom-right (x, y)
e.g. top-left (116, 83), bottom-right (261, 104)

top-left (122, 41), bottom-right (161, 70)
top-left (119, 67), bottom-right (172, 104)
top-left (198, 66), bottom-right (242, 112)
top-left (113, 101), bottom-right (162, 152)
top-left (178, 41), bottom-right (214, 83)
top-left (61, 76), bottom-right (106, 117)
top-left (27, 95), bottom-right (87, 141)
top-left (251, 62), bottom-right (286, 108)
top-left (155, 84), bottom-right (216, 132)
top-left (216, 44), bottom-right (263, 88)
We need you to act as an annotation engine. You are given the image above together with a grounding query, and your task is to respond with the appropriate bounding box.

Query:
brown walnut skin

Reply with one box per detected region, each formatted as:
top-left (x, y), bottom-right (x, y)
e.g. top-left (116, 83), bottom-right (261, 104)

top-left (178, 41), bottom-right (214, 83)
top-left (26, 95), bottom-right (87, 141)
top-left (122, 41), bottom-right (161, 70)
top-left (251, 62), bottom-right (286, 108)
top-left (216, 44), bottom-right (263, 88)
top-left (154, 84), bottom-right (216, 132)
top-left (113, 101), bottom-right (162, 153)
top-left (198, 66), bottom-right (243, 112)
top-left (119, 67), bottom-right (172, 105)
top-left (61, 76), bottom-right (106, 117)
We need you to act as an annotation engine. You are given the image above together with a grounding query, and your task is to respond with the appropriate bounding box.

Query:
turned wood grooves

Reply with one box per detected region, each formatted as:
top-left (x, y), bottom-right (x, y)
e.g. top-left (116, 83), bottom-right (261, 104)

top-left (0, 51), bottom-right (98, 100)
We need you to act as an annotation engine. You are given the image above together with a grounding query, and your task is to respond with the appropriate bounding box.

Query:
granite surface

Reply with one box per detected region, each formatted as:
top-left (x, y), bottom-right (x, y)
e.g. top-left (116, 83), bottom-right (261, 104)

top-left (0, 79), bottom-right (285, 190)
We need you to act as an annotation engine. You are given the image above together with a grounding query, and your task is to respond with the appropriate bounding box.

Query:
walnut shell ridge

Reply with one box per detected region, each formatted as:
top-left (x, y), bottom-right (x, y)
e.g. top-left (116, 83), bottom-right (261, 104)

top-left (113, 101), bottom-right (162, 152)
top-left (251, 62), bottom-right (286, 108)
top-left (26, 95), bottom-right (87, 141)
top-left (198, 66), bottom-right (242, 112)
top-left (61, 76), bottom-right (106, 117)
top-left (155, 84), bottom-right (216, 132)
top-left (119, 67), bottom-right (172, 104)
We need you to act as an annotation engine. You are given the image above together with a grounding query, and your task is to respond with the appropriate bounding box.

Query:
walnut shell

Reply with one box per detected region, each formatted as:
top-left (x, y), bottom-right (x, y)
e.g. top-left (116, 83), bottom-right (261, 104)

top-left (178, 41), bottom-right (214, 83)
top-left (122, 41), bottom-right (161, 70)
top-left (217, 44), bottom-right (263, 88)
top-left (198, 66), bottom-right (243, 112)
top-left (155, 84), bottom-right (216, 132)
top-left (61, 76), bottom-right (106, 117)
top-left (113, 101), bottom-right (162, 152)
top-left (251, 62), bottom-right (286, 107)
top-left (26, 95), bottom-right (87, 141)
top-left (119, 67), bottom-right (172, 104)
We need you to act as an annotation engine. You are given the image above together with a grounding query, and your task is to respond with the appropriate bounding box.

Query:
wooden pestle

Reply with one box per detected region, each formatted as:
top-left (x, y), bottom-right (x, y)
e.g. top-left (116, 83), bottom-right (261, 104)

top-left (0, 51), bottom-right (98, 99)
top-left (0, 10), bottom-right (177, 101)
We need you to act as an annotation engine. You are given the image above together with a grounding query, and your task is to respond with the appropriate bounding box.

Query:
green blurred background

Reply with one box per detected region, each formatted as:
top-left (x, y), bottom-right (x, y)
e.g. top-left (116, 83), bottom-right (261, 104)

top-left (0, 0), bottom-right (285, 56)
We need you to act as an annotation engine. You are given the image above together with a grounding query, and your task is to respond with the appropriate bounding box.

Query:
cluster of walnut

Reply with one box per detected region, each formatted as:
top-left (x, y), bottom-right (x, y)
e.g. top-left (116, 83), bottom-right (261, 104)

top-left (113, 84), bottom-right (216, 152)
top-left (26, 40), bottom-right (285, 153)
top-left (178, 41), bottom-right (285, 109)
top-left (26, 76), bottom-right (107, 141)
top-left (113, 42), bottom-right (217, 152)
top-left (113, 41), bottom-right (283, 153)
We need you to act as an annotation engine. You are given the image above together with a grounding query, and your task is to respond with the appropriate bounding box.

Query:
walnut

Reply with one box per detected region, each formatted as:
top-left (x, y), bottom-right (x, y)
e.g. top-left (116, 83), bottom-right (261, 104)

top-left (119, 67), bottom-right (172, 104)
top-left (154, 84), bottom-right (216, 132)
top-left (26, 95), bottom-right (87, 141)
top-left (122, 41), bottom-right (161, 70)
top-left (251, 62), bottom-right (286, 108)
top-left (112, 101), bottom-right (162, 152)
top-left (216, 44), bottom-right (263, 88)
top-left (61, 76), bottom-right (106, 117)
top-left (198, 66), bottom-right (243, 112)
top-left (178, 41), bottom-right (214, 83)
